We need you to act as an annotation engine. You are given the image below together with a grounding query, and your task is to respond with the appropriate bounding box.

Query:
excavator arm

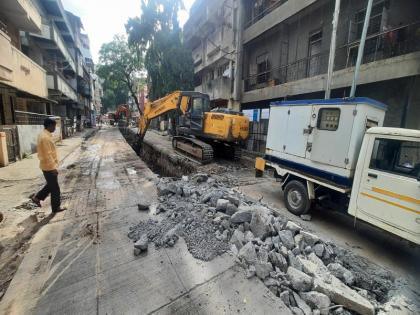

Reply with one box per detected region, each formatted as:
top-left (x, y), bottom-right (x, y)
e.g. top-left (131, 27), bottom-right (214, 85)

top-left (138, 91), bottom-right (190, 141)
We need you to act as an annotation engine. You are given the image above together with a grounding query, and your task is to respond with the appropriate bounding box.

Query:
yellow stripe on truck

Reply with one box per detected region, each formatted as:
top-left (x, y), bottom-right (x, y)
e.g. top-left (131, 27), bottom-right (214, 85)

top-left (372, 187), bottom-right (420, 205)
top-left (361, 192), bottom-right (420, 215)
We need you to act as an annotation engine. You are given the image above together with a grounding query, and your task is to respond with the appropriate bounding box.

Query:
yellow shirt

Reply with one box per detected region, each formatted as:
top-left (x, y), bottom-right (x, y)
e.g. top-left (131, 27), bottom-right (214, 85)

top-left (37, 129), bottom-right (59, 171)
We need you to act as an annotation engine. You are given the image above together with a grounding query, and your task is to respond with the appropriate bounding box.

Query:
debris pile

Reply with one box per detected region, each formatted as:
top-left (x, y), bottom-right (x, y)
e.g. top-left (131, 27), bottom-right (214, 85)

top-left (127, 174), bottom-right (410, 315)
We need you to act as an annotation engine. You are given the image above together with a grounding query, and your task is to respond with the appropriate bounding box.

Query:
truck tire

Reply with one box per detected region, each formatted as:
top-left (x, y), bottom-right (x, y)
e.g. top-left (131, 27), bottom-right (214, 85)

top-left (284, 180), bottom-right (310, 215)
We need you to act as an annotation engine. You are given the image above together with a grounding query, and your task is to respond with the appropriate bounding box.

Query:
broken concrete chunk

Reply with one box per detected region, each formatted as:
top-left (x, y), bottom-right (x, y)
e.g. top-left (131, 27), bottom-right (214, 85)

top-left (290, 307), bottom-right (305, 315)
top-left (285, 221), bottom-right (302, 234)
top-left (238, 241), bottom-right (258, 265)
top-left (287, 267), bottom-right (313, 292)
top-left (327, 263), bottom-right (355, 286)
top-left (226, 203), bottom-right (238, 216)
top-left (230, 229), bottom-right (245, 250)
top-left (278, 230), bottom-right (296, 249)
top-left (134, 234), bottom-right (148, 251)
top-left (257, 247), bottom-right (269, 262)
top-left (137, 201), bottom-right (151, 211)
top-left (246, 265), bottom-right (256, 278)
top-left (269, 251), bottom-right (288, 272)
top-left (192, 173), bottom-right (208, 183)
top-left (255, 261), bottom-right (273, 280)
top-left (300, 291), bottom-right (331, 315)
top-left (216, 199), bottom-right (230, 212)
top-left (313, 274), bottom-right (375, 315)
top-left (226, 195), bottom-right (240, 207)
top-left (300, 231), bottom-right (320, 247)
top-left (250, 212), bottom-right (270, 239)
top-left (292, 291), bottom-right (312, 315)
top-left (280, 290), bottom-right (291, 306)
top-left (244, 230), bottom-right (255, 242)
top-left (313, 243), bottom-right (325, 257)
top-left (288, 251), bottom-right (304, 271)
top-left (230, 209), bottom-right (253, 224)
top-left (133, 248), bottom-right (141, 256)
top-left (264, 277), bottom-right (280, 287)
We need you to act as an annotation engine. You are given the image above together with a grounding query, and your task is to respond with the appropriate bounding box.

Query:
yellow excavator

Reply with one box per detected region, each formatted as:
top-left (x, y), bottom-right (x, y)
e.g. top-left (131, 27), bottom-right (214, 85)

top-left (138, 91), bottom-right (249, 163)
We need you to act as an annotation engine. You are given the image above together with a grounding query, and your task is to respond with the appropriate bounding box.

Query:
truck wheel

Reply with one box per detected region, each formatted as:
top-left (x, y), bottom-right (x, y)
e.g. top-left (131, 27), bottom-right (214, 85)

top-left (284, 180), bottom-right (310, 215)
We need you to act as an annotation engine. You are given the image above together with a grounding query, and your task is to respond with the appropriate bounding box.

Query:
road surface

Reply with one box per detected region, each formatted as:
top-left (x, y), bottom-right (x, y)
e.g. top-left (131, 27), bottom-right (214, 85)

top-left (0, 127), bottom-right (291, 315)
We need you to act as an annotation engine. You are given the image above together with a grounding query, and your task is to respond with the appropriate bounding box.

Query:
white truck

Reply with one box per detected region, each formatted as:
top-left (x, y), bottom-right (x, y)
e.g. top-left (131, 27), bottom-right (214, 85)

top-left (255, 97), bottom-right (420, 245)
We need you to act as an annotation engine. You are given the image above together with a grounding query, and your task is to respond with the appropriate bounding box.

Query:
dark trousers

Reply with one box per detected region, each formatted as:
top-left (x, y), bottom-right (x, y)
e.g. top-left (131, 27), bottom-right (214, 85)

top-left (36, 171), bottom-right (61, 212)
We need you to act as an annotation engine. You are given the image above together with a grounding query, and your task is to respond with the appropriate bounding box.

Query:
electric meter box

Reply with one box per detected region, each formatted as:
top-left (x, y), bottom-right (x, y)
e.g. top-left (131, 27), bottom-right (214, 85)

top-left (265, 98), bottom-right (386, 188)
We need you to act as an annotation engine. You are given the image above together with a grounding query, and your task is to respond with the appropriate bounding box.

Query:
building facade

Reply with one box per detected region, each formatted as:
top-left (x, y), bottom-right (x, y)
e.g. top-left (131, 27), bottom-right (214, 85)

top-left (0, 0), bottom-right (96, 163)
top-left (184, 0), bottom-right (242, 110)
top-left (185, 0), bottom-right (420, 153)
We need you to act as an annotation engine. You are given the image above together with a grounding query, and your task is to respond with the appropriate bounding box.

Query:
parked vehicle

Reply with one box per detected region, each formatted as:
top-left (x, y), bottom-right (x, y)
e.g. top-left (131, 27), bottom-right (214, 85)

top-left (255, 97), bottom-right (420, 244)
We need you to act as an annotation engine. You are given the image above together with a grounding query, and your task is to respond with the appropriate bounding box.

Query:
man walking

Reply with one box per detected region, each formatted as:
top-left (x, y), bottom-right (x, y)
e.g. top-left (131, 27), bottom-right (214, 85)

top-left (30, 118), bottom-right (66, 213)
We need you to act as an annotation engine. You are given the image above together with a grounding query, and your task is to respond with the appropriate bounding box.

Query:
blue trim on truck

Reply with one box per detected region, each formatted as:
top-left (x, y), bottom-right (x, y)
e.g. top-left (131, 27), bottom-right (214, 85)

top-left (264, 154), bottom-right (353, 188)
top-left (270, 97), bottom-right (387, 110)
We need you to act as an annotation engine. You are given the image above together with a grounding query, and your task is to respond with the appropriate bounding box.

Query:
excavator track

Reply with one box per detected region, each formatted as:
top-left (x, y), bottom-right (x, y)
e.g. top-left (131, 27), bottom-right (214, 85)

top-left (172, 136), bottom-right (214, 164)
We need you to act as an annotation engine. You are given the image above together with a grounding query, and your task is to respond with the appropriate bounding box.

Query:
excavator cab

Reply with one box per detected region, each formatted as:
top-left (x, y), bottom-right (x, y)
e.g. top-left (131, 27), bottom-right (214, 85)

top-left (184, 94), bottom-right (210, 131)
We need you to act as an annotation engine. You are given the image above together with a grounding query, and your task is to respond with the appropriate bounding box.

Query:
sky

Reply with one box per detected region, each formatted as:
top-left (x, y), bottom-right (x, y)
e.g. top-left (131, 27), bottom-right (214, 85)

top-left (62, 0), bottom-right (195, 63)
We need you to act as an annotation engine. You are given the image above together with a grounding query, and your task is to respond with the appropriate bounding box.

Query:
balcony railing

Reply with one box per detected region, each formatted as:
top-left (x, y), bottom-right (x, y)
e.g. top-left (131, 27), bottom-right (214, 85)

top-left (245, 0), bottom-right (288, 29)
top-left (244, 21), bottom-right (420, 92)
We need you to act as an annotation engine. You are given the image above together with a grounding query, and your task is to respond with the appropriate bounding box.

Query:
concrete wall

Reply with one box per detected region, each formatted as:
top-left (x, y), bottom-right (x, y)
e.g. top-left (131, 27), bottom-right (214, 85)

top-left (16, 124), bottom-right (43, 157)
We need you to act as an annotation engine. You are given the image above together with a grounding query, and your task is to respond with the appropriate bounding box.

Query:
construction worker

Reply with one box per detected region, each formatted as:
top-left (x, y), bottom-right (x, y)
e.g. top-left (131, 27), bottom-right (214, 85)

top-left (30, 118), bottom-right (66, 213)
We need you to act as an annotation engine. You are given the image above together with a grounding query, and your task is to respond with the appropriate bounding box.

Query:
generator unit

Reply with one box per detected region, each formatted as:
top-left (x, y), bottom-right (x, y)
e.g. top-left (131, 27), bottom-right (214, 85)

top-left (264, 97), bottom-right (386, 189)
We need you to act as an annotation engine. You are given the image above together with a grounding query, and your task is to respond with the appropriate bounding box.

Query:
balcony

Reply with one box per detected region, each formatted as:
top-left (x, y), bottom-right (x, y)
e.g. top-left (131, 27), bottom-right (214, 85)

top-left (243, 0), bottom-right (316, 44)
top-left (47, 73), bottom-right (77, 101)
top-left (0, 0), bottom-right (42, 33)
top-left (0, 30), bottom-right (48, 98)
top-left (30, 21), bottom-right (76, 73)
top-left (244, 22), bottom-right (420, 94)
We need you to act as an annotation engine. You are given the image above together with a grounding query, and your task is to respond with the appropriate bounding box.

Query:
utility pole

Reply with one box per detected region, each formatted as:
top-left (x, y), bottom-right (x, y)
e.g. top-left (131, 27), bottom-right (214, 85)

top-left (325, 0), bottom-right (341, 99)
top-left (233, 0), bottom-right (244, 110)
top-left (350, 0), bottom-right (374, 98)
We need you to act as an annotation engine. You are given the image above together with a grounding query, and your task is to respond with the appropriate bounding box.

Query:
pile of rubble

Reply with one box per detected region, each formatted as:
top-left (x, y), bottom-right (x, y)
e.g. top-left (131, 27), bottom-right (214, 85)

top-left (127, 174), bottom-right (404, 315)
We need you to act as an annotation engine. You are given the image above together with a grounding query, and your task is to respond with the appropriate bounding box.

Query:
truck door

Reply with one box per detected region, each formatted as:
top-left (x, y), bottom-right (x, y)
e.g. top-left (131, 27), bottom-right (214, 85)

top-left (356, 136), bottom-right (420, 238)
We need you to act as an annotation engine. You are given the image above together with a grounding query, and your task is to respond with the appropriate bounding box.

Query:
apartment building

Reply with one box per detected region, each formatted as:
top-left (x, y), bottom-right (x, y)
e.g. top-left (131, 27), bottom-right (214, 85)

top-left (0, 0), bottom-right (50, 161)
top-left (241, 0), bottom-right (420, 147)
top-left (184, 0), bottom-right (241, 110)
top-left (186, 0), bottom-right (420, 152)
top-left (0, 0), bottom-right (95, 163)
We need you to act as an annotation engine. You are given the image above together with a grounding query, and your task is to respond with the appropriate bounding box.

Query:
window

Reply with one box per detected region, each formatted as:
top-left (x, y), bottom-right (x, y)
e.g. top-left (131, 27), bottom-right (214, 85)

top-left (191, 97), bottom-right (210, 115)
top-left (317, 108), bottom-right (340, 131)
top-left (370, 138), bottom-right (420, 179)
top-left (355, 0), bottom-right (388, 38)
top-left (256, 53), bottom-right (270, 84)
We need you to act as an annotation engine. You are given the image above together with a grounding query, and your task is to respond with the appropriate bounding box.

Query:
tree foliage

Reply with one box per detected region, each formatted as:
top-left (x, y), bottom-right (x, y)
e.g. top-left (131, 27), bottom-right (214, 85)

top-left (96, 35), bottom-right (143, 112)
top-left (126, 0), bottom-right (194, 101)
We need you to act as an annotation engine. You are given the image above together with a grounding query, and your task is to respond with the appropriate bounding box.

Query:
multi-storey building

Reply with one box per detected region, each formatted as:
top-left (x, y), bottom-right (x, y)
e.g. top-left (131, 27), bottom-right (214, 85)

top-left (184, 0), bottom-right (242, 110)
top-left (0, 0), bottom-right (95, 163)
top-left (185, 0), bottom-right (420, 152)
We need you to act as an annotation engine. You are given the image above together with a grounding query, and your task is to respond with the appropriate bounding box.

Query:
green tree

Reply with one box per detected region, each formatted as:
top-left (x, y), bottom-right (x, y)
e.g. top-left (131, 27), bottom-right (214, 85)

top-left (96, 35), bottom-right (143, 111)
top-left (126, 0), bottom-right (194, 101)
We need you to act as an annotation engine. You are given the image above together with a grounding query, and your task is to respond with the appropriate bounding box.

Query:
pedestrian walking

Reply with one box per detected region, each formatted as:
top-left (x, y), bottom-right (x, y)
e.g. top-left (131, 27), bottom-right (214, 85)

top-left (30, 118), bottom-right (66, 213)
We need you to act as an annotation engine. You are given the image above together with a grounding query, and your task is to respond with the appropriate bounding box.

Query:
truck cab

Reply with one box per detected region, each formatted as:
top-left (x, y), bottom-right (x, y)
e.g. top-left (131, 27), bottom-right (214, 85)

top-left (349, 127), bottom-right (420, 244)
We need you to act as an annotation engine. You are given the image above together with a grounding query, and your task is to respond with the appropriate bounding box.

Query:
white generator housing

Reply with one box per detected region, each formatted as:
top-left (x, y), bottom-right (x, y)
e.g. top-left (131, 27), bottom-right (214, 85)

top-left (265, 98), bottom-right (386, 188)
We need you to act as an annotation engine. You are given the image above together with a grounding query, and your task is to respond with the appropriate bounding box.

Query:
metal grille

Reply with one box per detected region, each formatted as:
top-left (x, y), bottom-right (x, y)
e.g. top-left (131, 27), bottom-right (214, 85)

top-left (14, 111), bottom-right (53, 125)
top-left (244, 21), bottom-right (420, 92)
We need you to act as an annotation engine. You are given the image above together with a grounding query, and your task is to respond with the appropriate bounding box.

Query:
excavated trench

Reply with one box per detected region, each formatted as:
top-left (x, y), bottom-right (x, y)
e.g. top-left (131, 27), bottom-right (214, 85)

top-left (120, 128), bottom-right (198, 177)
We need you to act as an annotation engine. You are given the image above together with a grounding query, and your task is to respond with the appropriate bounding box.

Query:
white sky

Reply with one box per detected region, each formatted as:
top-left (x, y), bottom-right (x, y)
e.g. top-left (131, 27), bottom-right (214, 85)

top-left (62, 0), bottom-right (195, 63)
